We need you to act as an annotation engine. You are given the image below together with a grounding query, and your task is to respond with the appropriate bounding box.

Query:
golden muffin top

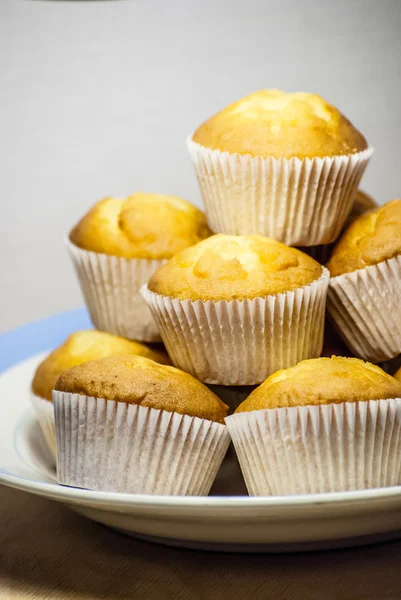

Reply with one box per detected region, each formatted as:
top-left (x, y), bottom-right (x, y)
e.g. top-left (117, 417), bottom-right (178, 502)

top-left (192, 90), bottom-right (368, 159)
top-left (395, 366), bottom-right (401, 382)
top-left (147, 234), bottom-right (323, 301)
top-left (32, 330), bottom-right (170, 401)
top-left (235, 356), bottom-right (401, 412)
top-left (55, 355), bottom-right (228, 423)
top-left (327, 200), bottom-right (401, 276)
top-left (69, 193), bottom-right (211, 259)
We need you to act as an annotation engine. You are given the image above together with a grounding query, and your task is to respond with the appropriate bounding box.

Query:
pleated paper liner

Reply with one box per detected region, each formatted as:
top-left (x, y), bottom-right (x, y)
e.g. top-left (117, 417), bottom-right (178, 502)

top-left (141, 269), bottom-right (329, 386)
top-left (187, 137), bottom-right (373, 247)
top-left (53, 391), bottom-right (230, 495)
top-left (327, 256), bottom-right (401, 363)
top-left (31, 394), bottom-right (57, 463)
top-left (66, 239), bottom-right (165, 343)
top-left (225, 399), bottom-right (401, 496)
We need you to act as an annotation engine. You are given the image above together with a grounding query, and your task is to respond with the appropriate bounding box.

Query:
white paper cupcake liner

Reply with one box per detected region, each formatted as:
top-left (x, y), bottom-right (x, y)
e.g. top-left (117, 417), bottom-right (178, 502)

top-left (67, 239), bottom-right (165, 342)
top-left (141, 269), bottom-right (329, 386)
top-left (53, 391), bottom-right (230, 495)
top-left (31, 394), bottom-right (56, 462)
top-left (187, 138), bottom-right (373, 246)
top-left (327, 256), bottom-right (401, 362)
top-left (225, 398), bottom-right (401, 495)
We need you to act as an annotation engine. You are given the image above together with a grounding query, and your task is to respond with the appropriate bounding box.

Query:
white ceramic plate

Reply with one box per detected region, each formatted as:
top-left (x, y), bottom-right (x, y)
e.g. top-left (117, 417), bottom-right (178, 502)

top-left (2, 309), bottom-right (401, 552)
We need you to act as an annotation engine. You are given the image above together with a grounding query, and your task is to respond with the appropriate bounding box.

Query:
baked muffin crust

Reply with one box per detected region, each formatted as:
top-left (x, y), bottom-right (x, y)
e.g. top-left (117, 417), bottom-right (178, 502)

top-left (32, 330), bottom-right (170, 401)
top-left (235, 356), bottom-right (401, 412)
top-left (192, 90), bottom-right (368, 159)
top-left (148, 234), bottom-right (323, 301)
top-left (55, 355), bottom-right (228, 423)
top-left (69, 193), bottom-right (211, 259)
top-left (327, 200), bottom-right (401, 276)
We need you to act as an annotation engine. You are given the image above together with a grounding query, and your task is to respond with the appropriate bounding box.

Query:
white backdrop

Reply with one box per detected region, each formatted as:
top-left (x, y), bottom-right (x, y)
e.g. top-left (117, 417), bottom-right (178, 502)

top-left (1, 0), bottom-right (401, 331)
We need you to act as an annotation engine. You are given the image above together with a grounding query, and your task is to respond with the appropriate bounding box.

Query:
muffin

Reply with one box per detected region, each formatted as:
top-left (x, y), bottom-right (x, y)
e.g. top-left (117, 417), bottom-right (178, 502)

top-left (68, 193), bottom-right (211, 342)
top-left (327, 199), bottom-right (401, 362)
top-left (53, 355), bottom-right (230, 494)
top-left (299, 189), bottom-right (378, 264)
top-left (225, 357), bottom-right (401, 495)
top-left (141, 234), bottom-right (329, 385)
top-left (31, 330), bottom-right (169, 459)
top-left (188, 90), bottom-right (372, 246)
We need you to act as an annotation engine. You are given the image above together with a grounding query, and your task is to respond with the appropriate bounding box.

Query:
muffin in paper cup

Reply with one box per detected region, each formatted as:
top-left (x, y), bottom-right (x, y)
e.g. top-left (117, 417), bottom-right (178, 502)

top-left (67, 240), bottom-right (165, 342)
top-left (188, 90), bottom-right (372, 246)
top-left (327, 256), bottom-right (401, 362)
top-left (53, 355), bottom-right (230, 495)
top-left (31, 394), bottom-right (57, 463)
top-left (225, 357), bottom-right (401, 495)
top-left (30, 330), bottom-right (171, 460)
top-left (141, 235), bottom-right (329, 386)
top-left (142, 275), bottom-right (329, 386)
top-left (67, 193), bottom-right (211, 342)
top-left (327, 200), bottom-right (401, 363)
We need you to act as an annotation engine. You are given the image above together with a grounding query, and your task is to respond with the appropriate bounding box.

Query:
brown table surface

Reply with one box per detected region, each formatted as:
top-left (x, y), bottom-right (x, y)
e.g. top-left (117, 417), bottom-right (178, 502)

top-left (1, 487), bottom-right (401, 599)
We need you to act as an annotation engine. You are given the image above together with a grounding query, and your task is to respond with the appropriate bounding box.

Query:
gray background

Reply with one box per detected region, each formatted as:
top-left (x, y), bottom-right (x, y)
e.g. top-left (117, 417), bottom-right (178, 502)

top-left (1, 0), bottom-right (400, 332)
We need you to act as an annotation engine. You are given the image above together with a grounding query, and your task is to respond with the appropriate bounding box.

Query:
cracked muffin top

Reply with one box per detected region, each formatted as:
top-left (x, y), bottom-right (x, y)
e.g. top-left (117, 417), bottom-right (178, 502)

top-left (69, 193), bottom-right (211, 260)
top-left (147, 234), bottom-right (323, 301)
top-left (235, 356), bottom-right (401, 412)
top-left (192, 89), bottom-right (368, 159)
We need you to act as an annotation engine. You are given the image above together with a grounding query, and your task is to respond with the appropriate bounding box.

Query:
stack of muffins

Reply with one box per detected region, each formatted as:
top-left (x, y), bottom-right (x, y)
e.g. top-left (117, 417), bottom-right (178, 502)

top-left (32, 90), bottom-right (401, 497)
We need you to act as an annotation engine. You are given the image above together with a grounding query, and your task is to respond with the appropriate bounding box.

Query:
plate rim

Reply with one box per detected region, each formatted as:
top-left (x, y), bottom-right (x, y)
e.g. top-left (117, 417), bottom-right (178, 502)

top-left (3, 308), bottom-right (401, 512)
